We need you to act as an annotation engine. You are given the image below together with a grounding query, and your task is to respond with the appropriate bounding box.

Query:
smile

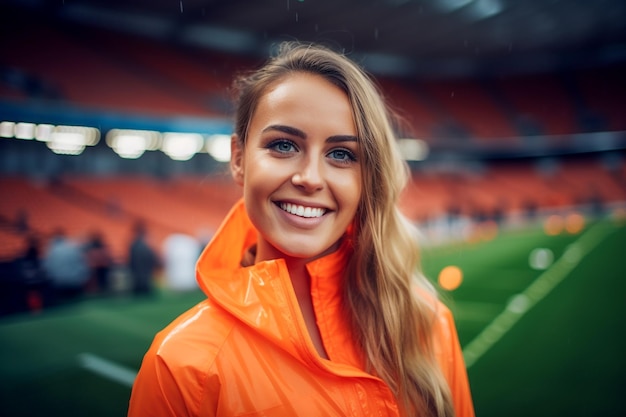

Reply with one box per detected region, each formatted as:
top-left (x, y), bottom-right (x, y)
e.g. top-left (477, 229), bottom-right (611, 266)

top-left (279, 202), bottom-right (327, 218)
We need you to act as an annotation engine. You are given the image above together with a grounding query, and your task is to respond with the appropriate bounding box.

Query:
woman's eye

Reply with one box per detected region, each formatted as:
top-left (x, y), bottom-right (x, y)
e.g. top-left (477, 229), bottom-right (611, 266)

top-left (328, 148), bottom-right (356, 162)
top-left (268, 140), bottom-right (296, 153)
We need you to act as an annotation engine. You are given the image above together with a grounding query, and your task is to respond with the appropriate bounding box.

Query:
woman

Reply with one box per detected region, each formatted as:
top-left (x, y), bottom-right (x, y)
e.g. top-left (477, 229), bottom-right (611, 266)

top-left (128, 42), bottom-right (474, 417)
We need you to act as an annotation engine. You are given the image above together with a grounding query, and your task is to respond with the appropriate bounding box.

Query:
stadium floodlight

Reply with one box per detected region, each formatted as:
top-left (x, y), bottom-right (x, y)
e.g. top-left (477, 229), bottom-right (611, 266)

top-left (397, 138), bottom-right (429, 161)
top-left (109, 134), bottom-right (147, 159)
top-left (47, 132), bottom-right (86, 155)
top-left (45, 125), bottom-right (100, 155)
top-left (161, 132), bottom-right (204, 161)
top-left (206, 134), bottom-right (231, 162)
top-left (35, 124), bottom-right (55, 142)
top-left (15, 122), bottom-right (36, 140)
top-left (106, 129), bottom-right (162, 159)
top-left (0, 121), bottom-right (15, 138)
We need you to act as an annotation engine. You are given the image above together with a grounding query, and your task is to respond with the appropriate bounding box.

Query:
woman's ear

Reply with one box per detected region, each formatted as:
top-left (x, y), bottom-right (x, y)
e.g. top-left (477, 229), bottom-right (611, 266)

top-left (230, 134), bottom-right (245, 186)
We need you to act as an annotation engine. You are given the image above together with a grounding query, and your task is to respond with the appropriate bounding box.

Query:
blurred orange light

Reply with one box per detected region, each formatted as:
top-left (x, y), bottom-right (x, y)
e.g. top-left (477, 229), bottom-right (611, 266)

top-left (438, 265), bottom-right (463, 291)
top-left (565, 213), bottom-right (585, 234)
top-left (544, 214), bottom-right (564, 236)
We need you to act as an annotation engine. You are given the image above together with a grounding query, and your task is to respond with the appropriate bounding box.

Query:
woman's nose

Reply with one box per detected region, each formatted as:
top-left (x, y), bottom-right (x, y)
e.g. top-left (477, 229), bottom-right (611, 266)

top-left (291, 156), bottom-right (324, 192)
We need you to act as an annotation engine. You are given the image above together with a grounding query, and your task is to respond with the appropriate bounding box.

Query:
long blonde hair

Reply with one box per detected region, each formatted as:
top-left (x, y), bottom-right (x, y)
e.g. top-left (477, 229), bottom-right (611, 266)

top-left (232, 42), bottom-right (454, 417)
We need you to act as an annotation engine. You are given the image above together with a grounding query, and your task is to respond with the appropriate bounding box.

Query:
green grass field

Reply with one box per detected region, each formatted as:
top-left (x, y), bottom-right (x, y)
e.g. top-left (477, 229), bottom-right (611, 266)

top-left (1, 217), bottom-right (625, 416)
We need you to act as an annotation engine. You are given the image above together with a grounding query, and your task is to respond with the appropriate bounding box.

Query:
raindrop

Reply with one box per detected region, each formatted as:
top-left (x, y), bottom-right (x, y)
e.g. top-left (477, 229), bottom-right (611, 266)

top-left (295, 12), bottom-right (299, 22)
top-left (315, 23), bottom-right (318, 32)
top-left (180, 0), bottom-right (184, 13)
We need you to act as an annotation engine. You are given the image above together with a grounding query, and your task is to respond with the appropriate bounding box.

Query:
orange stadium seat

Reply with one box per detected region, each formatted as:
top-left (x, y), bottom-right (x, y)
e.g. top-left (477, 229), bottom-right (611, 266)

top-left (3, 22), bottom-right (211, 117)
top-left (0, 177), bottom-right (132, 263)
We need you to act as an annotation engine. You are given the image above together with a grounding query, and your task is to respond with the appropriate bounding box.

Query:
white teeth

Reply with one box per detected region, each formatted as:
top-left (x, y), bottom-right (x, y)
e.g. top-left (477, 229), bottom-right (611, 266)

top-left (280, 203), bottom-right (326, 218)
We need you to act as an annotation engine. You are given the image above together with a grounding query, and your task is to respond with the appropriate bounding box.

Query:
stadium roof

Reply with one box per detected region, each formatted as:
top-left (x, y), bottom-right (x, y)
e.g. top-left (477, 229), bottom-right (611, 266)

top-left (6, 0), bottom-right (626, 78)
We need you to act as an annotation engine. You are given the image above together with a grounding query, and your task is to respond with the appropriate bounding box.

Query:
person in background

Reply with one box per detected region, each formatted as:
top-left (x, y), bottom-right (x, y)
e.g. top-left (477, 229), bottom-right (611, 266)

top-left (85, 230), bottom-right (113, 295)
top-left (43, 228), bottom-right (89, 304)
top-left (129, 42), bottom-right (474, 417)
top-left (14, 234), bottom-right (49, 312)
top-left (127, 221), bottom-right (159, 296)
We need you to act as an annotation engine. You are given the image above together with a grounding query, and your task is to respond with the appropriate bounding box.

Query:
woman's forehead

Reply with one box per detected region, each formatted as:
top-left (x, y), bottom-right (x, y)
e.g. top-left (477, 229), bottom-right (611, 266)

top-left (250, 73), bottom-right (357, 137)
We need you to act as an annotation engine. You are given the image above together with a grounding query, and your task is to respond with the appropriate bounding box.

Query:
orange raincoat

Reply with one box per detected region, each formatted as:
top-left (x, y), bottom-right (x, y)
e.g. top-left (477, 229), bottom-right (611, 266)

top-left (128, 200), bottom-right (474, 416)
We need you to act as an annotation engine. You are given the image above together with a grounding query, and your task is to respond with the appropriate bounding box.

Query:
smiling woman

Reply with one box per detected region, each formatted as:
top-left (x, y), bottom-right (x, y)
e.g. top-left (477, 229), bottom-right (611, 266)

top-left (128, 42), bottom-right (474, 417)
top-left (231, 72), bottom-right (362, 265)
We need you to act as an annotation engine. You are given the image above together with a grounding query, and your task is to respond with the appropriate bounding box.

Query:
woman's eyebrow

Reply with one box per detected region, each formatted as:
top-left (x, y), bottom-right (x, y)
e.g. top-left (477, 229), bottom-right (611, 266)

top-left (326, 135), bottom-right (358, 143)
top-left (262, 124), bottom-right (306, 138)
top-left (263, 124), bottom-right (358, 144)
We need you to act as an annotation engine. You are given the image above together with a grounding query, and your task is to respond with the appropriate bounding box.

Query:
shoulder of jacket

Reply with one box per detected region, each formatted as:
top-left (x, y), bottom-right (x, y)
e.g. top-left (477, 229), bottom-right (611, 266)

top-left (152, 298), bottom-right (236, 372)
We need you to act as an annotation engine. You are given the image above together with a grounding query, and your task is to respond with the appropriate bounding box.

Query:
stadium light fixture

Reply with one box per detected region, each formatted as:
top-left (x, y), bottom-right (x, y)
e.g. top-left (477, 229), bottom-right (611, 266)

top-left (0, 121), bottom-right (15, 138)
top-left (47, 132), bottom-right (86, 155)
top-left (161, 132), bottom-right (204, 161)
top-left (108, 134), bottom-right (147, 159)
top-left (106, 129), bottom-right (160, 159)
top-left (46, 126), bottom-right (100, 155)
top-left (206, 134), bottom-right (231, 162)
top-left (397, 138), bottom-right (430, 161)
top-left (35, 124), bottom-right (55, 142)
top-left (15, 122), bottom-right (36, 140)
top-left (1, 120), bottom-right (100, 155)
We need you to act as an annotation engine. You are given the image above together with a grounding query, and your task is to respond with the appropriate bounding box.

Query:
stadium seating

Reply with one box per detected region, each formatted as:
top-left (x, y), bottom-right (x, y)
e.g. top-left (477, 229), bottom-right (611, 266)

top-left (0, 177), bottom-right (131, 262)
top-left (494, 73), bottom-right (579, 136)
top-left (1, 8), bottom-right (623, 141)
top-left (1, 20), bottom-right (211, 117)
top-left (1, 7), bottom-right (624, 264)
top-left (414, 78), bottom-right (518, 140)
top-left (575, 66), bottom-right (626, 132)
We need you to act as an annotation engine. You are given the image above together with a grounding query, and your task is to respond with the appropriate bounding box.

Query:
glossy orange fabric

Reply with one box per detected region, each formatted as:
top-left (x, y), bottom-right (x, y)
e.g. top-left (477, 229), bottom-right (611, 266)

top-left (128, 200), bottom-right (474, 416)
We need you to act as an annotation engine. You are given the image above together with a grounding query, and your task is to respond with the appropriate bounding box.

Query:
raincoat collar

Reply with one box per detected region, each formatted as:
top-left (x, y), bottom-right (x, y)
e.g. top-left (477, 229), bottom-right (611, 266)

top-left (196, 199), bottom-right (363, 369)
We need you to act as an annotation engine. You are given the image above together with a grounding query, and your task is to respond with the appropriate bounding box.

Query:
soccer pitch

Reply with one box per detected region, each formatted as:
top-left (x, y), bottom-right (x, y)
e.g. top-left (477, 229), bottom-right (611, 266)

top-left (1, 218), bottom-right (624, 417)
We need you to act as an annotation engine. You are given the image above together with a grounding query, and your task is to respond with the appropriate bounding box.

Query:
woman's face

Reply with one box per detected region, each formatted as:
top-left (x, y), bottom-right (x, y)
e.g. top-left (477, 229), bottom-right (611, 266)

top-left (231, 72), bottom-right (362, 263)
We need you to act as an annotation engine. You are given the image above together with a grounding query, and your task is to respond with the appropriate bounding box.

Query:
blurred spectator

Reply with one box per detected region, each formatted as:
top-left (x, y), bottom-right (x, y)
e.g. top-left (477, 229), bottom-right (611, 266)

top-left (128, 221), bottom-right (159, 296)
top-left (162, 233), bottom-right (201, 291)
top-left (523, 198), bottom-right (538, 221)
top-left (14, 234), bottom-right (51, 312)
top-left (43, 229), bottom-right (89, 304)
top-left (85, 231), bottom-right (113, 295)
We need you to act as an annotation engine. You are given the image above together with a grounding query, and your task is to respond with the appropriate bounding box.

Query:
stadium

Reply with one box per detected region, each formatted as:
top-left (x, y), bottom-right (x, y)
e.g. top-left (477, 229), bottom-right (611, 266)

top-left (1, 0), bottom-right (625, 416)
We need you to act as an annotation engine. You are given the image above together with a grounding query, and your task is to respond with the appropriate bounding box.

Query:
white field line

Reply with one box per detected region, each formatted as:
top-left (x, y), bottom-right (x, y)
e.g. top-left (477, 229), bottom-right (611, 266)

top-left (462, 221), bottom-right (615, 369)
top-left (78, 353), bottom-right (137, 388)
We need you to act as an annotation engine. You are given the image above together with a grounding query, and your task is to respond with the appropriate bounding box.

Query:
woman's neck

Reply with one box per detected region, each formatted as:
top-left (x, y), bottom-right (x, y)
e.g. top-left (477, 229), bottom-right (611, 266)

top-left (254, 240), bottom-right (329, 360)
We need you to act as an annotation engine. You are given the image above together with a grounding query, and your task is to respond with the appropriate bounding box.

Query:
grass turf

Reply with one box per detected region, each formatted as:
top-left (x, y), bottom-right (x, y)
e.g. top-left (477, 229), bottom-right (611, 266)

top-left (0, 218), bottom-right (624, 416)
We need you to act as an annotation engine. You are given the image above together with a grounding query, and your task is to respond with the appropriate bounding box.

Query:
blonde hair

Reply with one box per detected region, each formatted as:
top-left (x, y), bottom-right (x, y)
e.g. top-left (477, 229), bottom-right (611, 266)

top-left (232, 42), bottom-right (454, 417)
